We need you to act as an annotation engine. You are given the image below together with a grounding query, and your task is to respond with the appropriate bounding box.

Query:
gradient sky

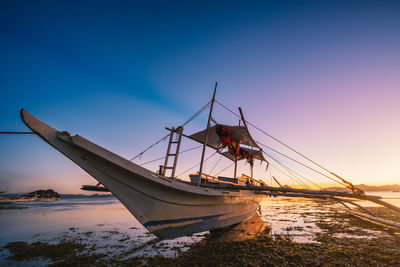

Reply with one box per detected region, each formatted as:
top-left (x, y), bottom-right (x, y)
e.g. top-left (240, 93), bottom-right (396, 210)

top-left (1, 0), bottom-right (399, 193)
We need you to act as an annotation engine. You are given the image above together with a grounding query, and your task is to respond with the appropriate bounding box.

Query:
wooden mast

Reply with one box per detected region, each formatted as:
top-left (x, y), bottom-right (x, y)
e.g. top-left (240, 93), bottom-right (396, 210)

top-left (238, 107), bottom-right (255, 178)
top-left (198, 82), bottom-right (218, 185)
top-left (234, 119), bottom-right (240, 179)
top-left (234, 157), bottom-right (237, 178)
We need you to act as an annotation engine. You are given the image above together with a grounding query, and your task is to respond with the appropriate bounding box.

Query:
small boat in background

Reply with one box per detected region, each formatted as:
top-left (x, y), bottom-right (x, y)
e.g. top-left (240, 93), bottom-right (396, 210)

top-left (81, 183), bottom-right (110, 192)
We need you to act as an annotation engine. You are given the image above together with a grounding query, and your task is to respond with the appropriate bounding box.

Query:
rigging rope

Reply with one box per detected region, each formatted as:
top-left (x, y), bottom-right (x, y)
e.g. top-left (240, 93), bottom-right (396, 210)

top-left (267, 162), bottom-right (306, 188)
top-left (181, 101), bottom-right (211, 127)
top-left (216, 100), bottom-right (332, 171)
top-left (258, 142), bottom-right (347, 187)
top-left (176, 151), bottom-right (218, 178)
top-left (130, 100), bottom-right (211, 162)
top-left (262, 150), bottom-right (324, 190)
top-left (215, 100), bottom-right (351, 188)
top-left (129, 134), bottom-right (170, 161)
top-left (214, 162), bottom-right (235, 176)
top-left (277, 159), bottom-right (325, 190)
top-left (139, 145), bottom-right (203, 166)
top-left (262, 150), bottom-right (310, 189)
top-left (209, 154), bottom-right (223, 176)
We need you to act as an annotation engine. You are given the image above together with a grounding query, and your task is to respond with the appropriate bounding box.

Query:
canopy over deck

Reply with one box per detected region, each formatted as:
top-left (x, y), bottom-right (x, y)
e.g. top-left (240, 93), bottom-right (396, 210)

top-left (189, 124), bottom-right (267, 162)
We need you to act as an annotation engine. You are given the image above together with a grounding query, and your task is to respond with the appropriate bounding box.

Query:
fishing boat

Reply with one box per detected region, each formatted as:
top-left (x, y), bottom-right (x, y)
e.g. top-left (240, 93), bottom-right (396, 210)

top-left (19, 83), bottom-right (400, 238)
top-left (20, 85), bottom-right (270, 238)
top-left (81, 183), bottom-right (110, 192)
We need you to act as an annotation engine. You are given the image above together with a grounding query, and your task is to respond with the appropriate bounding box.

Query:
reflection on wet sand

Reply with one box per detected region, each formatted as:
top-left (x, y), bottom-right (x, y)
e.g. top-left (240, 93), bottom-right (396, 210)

top-left (210, 212), bottom-right (271, 241)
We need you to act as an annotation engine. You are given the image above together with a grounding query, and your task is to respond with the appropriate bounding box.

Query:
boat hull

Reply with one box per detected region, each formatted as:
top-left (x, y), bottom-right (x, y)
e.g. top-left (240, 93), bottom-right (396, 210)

top-left (21, 109), bottom-right (264, 239)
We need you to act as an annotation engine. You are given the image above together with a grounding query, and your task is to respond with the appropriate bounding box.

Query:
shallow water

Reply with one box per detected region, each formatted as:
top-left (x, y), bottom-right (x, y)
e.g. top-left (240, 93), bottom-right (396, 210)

top-left (260, 191), bottom-right (400, 242)
top-left (0, 191), bottom-right (399, 264)
top-left (354, 191), bottom-right (400, 206)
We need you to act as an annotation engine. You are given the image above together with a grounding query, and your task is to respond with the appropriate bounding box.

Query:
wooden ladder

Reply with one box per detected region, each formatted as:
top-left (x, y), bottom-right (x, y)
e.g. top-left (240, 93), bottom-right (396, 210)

top-left (161, 126), bottom-right (183, 178)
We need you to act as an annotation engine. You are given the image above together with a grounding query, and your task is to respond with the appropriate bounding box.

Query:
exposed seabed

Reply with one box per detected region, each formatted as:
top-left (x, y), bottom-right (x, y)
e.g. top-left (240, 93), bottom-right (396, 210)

top-left (1, 197), bottom-right (399, 266)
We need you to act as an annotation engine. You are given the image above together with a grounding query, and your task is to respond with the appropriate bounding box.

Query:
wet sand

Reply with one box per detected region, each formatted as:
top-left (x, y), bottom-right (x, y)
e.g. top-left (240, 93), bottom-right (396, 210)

top-left (1, 195), bottom-right (400, 266)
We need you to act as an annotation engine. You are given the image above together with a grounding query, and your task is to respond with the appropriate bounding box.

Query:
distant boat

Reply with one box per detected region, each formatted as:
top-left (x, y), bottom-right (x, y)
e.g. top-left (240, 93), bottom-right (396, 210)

top-left (81, 183), bottom-right (110, 192)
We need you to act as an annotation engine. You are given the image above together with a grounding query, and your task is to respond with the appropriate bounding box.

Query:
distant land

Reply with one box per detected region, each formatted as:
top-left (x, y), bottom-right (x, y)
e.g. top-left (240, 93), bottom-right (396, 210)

top-left (2, 193), bottom-right (115, 199)
top-left (324, 184), bottom-right (400, 192)
top-left (2, 184), bottom-right (400, 196)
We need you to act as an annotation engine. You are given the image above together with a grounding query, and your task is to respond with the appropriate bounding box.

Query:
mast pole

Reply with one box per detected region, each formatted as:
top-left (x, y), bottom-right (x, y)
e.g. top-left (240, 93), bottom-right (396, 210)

top-left (198, 82), bottom-right (218, 185)
top-left (234, 119), bottom-right (240, 179)
top-left (234, 157), bottom-right (237, 178)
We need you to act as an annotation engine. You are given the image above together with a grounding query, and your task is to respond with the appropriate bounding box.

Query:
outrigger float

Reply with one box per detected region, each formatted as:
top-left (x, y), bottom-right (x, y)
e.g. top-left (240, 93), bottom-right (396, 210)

top-left (14, 83), bottom-right (400, 238)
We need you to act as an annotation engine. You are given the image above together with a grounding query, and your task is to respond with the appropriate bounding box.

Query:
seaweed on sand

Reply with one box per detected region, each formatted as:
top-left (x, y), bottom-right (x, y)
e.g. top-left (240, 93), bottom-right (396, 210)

top-left (3, 204), bottom-right (400, 266)
top-left (120, 234), bottom-right (400, 267)
top-left (4, 241), bottom-right (105, 266)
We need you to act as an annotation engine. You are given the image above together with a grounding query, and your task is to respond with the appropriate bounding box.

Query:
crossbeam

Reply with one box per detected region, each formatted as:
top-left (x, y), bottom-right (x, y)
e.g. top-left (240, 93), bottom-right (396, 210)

top-left (200, 183), bottom-right (380, 199)
top-left (201, 183), bottom-right (400, 213)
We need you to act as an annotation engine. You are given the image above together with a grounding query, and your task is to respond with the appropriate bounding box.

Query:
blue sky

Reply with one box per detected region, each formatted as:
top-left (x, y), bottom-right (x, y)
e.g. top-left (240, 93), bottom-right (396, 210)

top-left (1, 0), bottom-right (400, 193)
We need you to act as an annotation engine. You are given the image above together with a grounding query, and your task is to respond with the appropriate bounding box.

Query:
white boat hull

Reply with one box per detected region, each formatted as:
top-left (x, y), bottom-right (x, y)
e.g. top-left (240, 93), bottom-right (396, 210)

top-left (21, 109), bottom-right (264, 239)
